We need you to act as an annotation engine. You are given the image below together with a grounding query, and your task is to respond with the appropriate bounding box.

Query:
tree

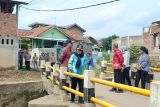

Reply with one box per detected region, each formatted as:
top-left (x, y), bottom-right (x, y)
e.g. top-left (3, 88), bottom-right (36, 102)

top-left (101, 34), bottom-right (119, 51)
top-left (129, 45), bottom-right (140, 64)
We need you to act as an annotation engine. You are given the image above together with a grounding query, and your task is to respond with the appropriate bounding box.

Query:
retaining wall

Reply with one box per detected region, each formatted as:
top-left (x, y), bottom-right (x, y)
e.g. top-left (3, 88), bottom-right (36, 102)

top-left (0, 81), bottom-right (45, 107)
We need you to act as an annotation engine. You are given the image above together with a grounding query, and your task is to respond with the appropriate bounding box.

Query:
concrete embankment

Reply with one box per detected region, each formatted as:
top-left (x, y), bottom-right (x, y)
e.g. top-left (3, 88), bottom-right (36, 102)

top-left (0, 80), bottom-right (47, 107)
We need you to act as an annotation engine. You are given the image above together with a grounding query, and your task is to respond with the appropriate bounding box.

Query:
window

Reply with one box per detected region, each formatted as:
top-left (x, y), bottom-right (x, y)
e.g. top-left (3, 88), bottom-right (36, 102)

top-left (8, 5), bottom-right (14, 13)
top-left (6, 39), bottom-right (9, 44)
top-left (11, 39), bottom-right (14, 45)
top-left (1, 3), bottom-right (7, 10)
top-left (2, 39), bottom-right (4, 44)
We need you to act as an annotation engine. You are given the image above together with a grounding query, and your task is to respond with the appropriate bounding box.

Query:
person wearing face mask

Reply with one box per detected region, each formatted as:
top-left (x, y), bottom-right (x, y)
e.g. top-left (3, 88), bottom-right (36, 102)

top-left (68, 44), bottom-right (88, 103)
top-left (135, 46), bottom-right (150, 89)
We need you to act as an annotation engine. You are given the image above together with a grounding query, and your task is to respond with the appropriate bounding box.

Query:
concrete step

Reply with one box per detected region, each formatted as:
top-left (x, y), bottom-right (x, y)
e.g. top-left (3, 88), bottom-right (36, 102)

top-left (28, 94), bottom-right (85, 107)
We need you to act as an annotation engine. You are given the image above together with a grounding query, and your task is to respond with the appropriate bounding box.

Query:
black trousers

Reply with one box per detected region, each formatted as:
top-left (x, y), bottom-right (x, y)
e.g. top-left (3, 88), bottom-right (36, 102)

top-left (71, 77), bottom-right (84, 102)
top-left (122, 67), bottom-right (131, 86)
top-left (135, 70), bottom-right (148, 89)
top-left (113, 69), bottom-right (123, 90)
top-left (25, 61), bottom-right (30, 71)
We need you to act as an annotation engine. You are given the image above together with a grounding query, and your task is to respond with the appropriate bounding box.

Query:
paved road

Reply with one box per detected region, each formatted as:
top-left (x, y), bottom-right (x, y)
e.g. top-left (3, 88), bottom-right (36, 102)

top-left (95, 84), bottom-right (149, 107)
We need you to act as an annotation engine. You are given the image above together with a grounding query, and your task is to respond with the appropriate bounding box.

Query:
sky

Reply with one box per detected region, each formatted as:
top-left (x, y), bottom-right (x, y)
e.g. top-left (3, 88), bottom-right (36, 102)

top-left (17, 0), bottom-right (160, 39)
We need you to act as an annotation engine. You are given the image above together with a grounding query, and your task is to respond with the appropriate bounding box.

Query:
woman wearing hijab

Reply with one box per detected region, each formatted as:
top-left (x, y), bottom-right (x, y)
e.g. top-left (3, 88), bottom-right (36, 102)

top-left (122, 46), bottom-right (132, 86)
top-left (68, 44), bottom-right (88, 103)
top-left (135, 46), bottom-right (150, 89)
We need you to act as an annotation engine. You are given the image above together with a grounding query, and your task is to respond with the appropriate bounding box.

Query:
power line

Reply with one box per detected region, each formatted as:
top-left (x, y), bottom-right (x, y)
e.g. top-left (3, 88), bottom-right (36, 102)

top-left (28, 0), bottom-right (36, 4)
top-left (21, 0), bottom-right (120, 12)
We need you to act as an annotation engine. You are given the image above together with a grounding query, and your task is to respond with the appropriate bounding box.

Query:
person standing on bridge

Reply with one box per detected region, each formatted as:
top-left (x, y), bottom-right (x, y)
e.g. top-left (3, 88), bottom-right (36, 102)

top-left (122, 46), bottom-right (131, 86)
top-left (68, 44), bottom-right (88, 103)
top-left (135, 46), bottom-right (150, 89)
top-left (59, 40), bottom-right (73, 91)
top-left (110, 43), bottom-right (124, 93)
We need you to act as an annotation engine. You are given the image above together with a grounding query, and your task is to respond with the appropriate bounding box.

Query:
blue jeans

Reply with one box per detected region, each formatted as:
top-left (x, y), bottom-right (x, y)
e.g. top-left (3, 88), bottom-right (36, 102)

top-left (33, 61), bottom-right (38, 71)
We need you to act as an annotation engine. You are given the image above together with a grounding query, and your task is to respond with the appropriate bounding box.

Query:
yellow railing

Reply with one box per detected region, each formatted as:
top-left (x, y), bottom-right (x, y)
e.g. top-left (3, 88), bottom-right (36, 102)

top-left (90, 97), bottom-right (116, 107)
top-left (90, 78), bottom-right (150, 96)
top-left (42, 72), bottom-right (115, 107)
top-left (63, 71), bottom-right (84, 79)
top-left (43, 64), bottom-right (151, 96)
top-left (150, 67), bottom-right (160, 72)
top-left (105, 62), bottom-right (160, 72)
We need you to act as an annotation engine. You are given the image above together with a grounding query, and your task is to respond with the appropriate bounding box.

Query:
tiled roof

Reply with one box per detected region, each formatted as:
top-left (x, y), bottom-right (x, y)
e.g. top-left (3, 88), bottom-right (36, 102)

top-left (63, 23), bottom-right (86, 32)
top-left (19, 24), bottom-right (84, 41)
top-left (31, 25), bottom-right (52, 36)
top-left (1, 0), bottom-right (28, 5)
top-left (28, 22), bottom-right (51, 28)
top-left (0, 13), bottom-right (17, 36)
top-left (61, 29), bottom-right (83, 41)
top-left (18, 29), bottom-right (32, 37)
top-left (83, 36), bottom-right (92, 44)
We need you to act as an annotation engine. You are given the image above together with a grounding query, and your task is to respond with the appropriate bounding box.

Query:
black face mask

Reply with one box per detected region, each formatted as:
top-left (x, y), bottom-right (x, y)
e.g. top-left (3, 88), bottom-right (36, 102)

top-left (74, 52), bottom-right (84, 69)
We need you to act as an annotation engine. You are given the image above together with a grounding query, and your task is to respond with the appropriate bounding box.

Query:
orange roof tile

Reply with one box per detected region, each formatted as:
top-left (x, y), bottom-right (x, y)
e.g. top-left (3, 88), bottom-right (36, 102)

top-left (18, 29), bottom-right (32, 37)
top-left (61, 29), bottom-right (82, 41)
top-left (19, 24), bottom-right (84, 41)
top-left (31, 25), bottom-right (52, 36)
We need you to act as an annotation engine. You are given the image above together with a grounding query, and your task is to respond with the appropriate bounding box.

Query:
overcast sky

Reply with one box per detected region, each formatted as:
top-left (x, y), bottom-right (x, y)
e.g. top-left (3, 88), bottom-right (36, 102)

top-left (17, 0), bottom-right (160, 39)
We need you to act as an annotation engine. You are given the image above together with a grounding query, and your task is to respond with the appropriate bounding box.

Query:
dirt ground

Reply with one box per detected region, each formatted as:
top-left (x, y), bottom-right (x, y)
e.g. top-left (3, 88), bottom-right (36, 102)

top-left (0, 70), bottom-right (41, 82)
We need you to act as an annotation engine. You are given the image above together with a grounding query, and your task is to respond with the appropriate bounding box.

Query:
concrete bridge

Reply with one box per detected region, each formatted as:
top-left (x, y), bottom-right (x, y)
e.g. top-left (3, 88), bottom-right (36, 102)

top-left (29, 83), bottom-right (149, 107)
top-left (27, 61), bottom-right (160, 107)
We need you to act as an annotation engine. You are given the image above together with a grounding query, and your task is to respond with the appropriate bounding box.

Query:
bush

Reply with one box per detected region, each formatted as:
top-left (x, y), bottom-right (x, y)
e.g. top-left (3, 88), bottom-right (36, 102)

top-left (102, 53), bottom-right (110, 62)
top-left (129, 45), bottom-right (140, 64)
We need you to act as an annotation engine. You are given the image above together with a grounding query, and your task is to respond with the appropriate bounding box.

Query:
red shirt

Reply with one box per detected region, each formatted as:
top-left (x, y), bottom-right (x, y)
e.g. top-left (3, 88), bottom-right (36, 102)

top-left (112, 48), bottom-right (124, 69)
top-left (59, 47), bottom-right (72, 67)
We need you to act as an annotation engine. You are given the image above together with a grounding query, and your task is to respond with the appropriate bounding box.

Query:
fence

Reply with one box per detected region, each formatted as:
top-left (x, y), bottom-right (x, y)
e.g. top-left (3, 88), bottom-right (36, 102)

top-left (40, 60), bottom-right (160, 107)
top-left (100, 61), bottom-right (160, 81)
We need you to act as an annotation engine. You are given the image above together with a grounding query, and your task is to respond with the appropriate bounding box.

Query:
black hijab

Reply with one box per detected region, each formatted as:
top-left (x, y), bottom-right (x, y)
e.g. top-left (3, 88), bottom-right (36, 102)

top-left (74, 52), bottom-right (84, 69)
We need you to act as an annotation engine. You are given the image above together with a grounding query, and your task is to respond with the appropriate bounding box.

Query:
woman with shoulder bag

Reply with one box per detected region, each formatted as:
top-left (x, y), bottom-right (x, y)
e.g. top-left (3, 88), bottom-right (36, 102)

top-left (135, 46), bottom-right (150, 89)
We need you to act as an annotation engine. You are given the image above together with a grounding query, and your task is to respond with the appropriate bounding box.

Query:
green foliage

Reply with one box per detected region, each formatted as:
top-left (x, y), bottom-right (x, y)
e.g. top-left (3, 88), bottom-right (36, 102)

top-left (101, 34), bottom-right (119, 51)
top-left (129, 45), bottom-right (140, 64)
top-left (103, 53), bottom-right (110, 61)
top-left (21, 43), bottom-right (28, 49)
top-left (20, 39), bottom-right (31, 49)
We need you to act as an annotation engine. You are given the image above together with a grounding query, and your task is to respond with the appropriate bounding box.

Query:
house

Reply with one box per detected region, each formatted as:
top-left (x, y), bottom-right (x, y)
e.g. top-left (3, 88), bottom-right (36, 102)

top-left (19, 23), bottom-right (93, 53)
top-left (0, 0), bottom-right (27, 68)
top-left (143, 20), bottom-right (160, 66)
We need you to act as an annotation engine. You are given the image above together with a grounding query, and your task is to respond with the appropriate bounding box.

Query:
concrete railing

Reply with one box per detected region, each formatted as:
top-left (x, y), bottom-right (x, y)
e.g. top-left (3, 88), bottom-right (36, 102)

top-left (40, 60), bottom-right (160, 107)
